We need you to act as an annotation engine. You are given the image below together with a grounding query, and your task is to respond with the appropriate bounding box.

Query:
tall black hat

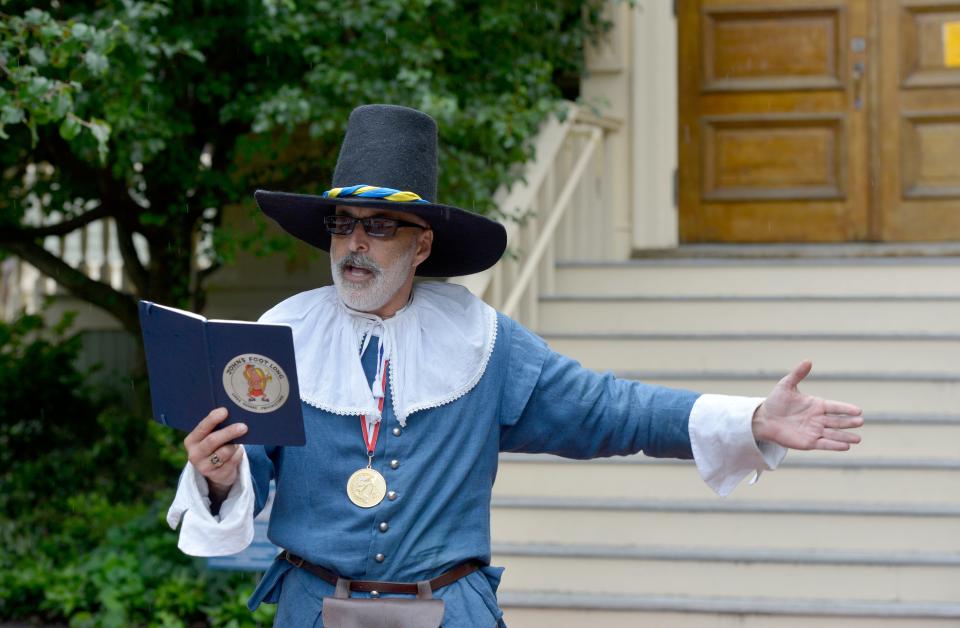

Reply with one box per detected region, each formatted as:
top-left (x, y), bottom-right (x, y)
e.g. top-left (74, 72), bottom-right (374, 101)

top-left (254, 104), bottom-right (507, 277)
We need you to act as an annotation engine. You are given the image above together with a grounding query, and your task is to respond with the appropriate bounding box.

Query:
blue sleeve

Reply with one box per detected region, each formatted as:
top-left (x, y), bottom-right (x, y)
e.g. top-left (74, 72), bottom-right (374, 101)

top-left (498, 316), bottom-right (699, 460)
top-left (246, 445), bottom-right (279, 517)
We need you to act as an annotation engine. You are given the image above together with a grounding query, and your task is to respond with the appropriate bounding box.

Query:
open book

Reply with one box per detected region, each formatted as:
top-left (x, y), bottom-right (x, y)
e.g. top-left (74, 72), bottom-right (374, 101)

top-left (138, 301), bottom-right (306, 446)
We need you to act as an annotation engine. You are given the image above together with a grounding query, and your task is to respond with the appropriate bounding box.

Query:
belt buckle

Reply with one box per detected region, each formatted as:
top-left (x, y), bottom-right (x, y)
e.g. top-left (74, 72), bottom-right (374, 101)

top-left (284, 551), bottom-right (305, 568)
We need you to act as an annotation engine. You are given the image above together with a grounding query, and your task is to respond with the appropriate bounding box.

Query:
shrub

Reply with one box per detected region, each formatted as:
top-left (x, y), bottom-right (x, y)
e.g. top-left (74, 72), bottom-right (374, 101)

top-left (0, 313), bottom-right (272, 625)
top-left (1, 491), bottom-right (275, 626)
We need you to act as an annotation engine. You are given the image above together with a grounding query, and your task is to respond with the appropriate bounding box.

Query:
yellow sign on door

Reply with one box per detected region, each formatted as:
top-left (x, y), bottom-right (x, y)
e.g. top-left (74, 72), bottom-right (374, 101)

top-left (943, 21), bottom-right (960, 67)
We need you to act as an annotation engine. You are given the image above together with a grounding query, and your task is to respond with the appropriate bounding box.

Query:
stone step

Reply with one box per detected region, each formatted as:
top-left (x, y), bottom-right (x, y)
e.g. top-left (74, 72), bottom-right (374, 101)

top-left (500, 594), bottom-right (960, 627)
top-left (494, 454), bottom-right (960, 503)
top-left (635, 372), bottom-right (960, 416)
top-left (537, 296), bottom-right (960, 335)
top-left (553, 259), bottom-right (960, 297)
top-left (489, 498), bottom-right (960, 554)
top-left (543, 333), bottom-right (960, 375)
top-left (491, 545), bottom-right (960, 603)
top-left (510, 257), bottom-right (960, 622)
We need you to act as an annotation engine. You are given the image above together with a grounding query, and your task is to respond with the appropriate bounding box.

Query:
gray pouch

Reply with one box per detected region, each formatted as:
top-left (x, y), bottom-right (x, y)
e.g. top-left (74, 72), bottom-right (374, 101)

top-left (323, 578), bottom-right (444, 628)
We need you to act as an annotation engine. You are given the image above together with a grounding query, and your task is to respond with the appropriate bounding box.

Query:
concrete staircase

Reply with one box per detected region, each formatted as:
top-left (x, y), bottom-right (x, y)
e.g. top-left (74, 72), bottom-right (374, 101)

top-left (492, 257), bottom-right (960, 627)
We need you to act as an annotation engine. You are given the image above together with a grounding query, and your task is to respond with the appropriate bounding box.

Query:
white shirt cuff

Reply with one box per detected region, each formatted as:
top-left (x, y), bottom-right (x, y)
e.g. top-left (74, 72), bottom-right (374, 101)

top-left (689, 394), bottom-right (788, 497)
top-left (166, 446), bottom-right (255, 556)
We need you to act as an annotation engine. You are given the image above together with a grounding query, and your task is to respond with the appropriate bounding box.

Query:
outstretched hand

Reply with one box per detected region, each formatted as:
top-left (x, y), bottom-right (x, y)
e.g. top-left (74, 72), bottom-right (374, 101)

top-left (752, 360), bottom-right (864, 451)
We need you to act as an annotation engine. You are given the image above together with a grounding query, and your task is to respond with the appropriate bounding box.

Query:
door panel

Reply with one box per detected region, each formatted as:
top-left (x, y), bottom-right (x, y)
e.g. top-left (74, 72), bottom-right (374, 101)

top-left (702, 115), bottom-right (846, 201)
top-left (899, 3), bottom-right (960, 88)
top-left (704, 8), bottom-right (845, 91)
top-left (878, 1), bottom-right (960, 240)
top-left (680, 0), bottom-right (869, 242)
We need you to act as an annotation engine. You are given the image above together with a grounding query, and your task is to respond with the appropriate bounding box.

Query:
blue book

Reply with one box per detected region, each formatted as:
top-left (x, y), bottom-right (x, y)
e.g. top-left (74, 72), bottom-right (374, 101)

top-left (138, 301), bottom-right (306, 446)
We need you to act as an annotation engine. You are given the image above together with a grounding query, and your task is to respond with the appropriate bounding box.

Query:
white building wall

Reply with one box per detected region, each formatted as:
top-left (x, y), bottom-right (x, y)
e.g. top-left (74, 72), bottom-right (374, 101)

top-left (582, 0), bottom-right (680, 255)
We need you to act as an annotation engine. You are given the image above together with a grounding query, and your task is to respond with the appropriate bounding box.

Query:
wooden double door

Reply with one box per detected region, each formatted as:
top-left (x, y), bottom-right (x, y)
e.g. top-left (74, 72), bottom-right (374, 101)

top-left (680, 0), bottom-right (960, 242)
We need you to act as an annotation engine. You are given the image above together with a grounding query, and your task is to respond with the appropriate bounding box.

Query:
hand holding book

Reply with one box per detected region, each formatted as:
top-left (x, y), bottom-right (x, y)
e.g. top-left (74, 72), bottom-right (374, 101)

top-left (183, 407), bottom-right (247, 509)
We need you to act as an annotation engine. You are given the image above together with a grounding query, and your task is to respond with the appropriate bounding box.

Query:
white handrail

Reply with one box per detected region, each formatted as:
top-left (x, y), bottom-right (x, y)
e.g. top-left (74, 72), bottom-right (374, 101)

top-left (452, 103), bottom-right (619, 329)
top-left (501, 126), bottom-right (602, 317)
top-left (453, 105), bottom-right (580, 298)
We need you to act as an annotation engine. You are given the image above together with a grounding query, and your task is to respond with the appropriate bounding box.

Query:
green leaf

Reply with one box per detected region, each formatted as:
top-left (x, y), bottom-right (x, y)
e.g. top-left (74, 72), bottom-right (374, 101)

top-left (82, 50), bottom-right (108, 75)
top-left (24, 9), bottom-right (48, 26)
top-left (59, 116), bottom-right (81, 141)
top-left (90, 29), bottom-right (111, 53)
top-left (40, 22), bottom-right (63, 41)
top-left (25, 76), bottom-right (51, 100)
top-left (1, 105), bottom-right (24, 125)
top-left (70, 22), bottom-right (90, 41)
top-left (49, 45), bottom-right (71, 68)
top-left (51, 90), bottom-right (72, 118)
top-left (27, 47), bottom-right (48, 66)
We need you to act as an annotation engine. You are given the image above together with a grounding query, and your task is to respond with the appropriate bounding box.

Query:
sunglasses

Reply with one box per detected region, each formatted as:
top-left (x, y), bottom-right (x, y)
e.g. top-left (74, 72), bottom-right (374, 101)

top-left (324, 214), bottom-right (429, 238)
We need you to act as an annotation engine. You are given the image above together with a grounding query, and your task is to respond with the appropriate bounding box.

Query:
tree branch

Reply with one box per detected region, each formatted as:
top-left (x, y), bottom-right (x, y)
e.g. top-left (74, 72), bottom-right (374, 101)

top-left (34, 129), bottom-right (152, 295)
top-left (196, 260), bottom-right (222, 286)
top-left (113, 218), bottom-right (149, 296)
top-left (10, 204), bottom-right (112, 239)
top-left (192, 260), bottom-right (222, 312)
top-left (3, 240), bottom-right (140, 336)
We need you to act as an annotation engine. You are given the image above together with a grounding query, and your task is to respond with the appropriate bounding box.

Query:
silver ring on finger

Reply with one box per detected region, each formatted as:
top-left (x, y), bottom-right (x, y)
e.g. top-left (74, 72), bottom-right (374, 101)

top-left (210, 452), bottom-right (224, 468)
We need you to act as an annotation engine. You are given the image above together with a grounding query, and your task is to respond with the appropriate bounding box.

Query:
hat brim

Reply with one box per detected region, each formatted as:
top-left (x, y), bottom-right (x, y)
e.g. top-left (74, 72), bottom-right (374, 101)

top-left (254, 190), bottom-right (507, 277)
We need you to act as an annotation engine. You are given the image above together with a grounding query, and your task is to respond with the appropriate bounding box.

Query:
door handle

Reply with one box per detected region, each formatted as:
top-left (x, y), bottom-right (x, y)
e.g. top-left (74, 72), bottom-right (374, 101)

top-left (852, 61), bottom-right (865, 110)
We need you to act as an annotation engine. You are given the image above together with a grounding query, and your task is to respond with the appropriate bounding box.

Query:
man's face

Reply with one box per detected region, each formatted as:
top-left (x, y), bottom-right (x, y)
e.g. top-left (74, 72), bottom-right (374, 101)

top-left (329, 205), bottom-right (433, 315)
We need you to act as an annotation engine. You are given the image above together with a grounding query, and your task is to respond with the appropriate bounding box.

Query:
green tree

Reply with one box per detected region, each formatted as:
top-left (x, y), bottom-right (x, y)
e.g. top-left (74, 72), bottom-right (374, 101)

top-left (0, 0), bottom-right (608, 336)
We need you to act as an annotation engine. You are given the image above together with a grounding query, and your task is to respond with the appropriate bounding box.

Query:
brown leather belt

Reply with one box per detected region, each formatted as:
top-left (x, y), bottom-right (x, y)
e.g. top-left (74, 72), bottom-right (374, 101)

top-left (281, 550), bottom-right (480, 595)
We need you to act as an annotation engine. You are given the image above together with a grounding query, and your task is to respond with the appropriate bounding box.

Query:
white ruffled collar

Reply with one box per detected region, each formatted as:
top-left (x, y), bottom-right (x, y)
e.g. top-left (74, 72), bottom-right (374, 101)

top-left (258, 282), bottom-right (498, 426)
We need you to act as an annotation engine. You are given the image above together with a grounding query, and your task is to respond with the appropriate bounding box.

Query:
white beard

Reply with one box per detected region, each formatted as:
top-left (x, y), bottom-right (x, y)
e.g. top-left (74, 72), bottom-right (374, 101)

top-left (331, 244), bottom-right (416, 313)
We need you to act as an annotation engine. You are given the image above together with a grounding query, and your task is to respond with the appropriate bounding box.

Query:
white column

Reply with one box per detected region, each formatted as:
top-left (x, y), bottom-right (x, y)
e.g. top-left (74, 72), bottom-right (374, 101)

top-left (631, 0), bottom-right (680, 250)
top-left (581, 1), bottom-right (632, 260)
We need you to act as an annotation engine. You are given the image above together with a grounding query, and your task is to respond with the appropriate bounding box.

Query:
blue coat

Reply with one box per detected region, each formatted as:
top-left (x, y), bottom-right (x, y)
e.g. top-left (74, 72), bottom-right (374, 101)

top-left (245, 313), bottom-right (699, 626)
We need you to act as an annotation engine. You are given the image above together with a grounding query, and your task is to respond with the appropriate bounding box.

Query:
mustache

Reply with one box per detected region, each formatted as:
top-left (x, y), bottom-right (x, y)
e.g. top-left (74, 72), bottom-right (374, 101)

top-left (338, 252), bottom-right (381, 276)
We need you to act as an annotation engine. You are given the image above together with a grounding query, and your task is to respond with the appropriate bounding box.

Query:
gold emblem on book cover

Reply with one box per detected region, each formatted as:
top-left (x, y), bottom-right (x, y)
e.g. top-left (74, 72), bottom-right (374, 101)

top-left (347, 467), bottom-right (387, 508)
top-left (222, 353), bottom-right (289, 413)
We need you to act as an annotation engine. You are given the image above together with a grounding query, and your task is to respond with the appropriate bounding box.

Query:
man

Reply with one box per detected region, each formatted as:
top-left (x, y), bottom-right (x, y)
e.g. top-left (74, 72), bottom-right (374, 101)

top-left (168, 104), bottom-right (863, 626)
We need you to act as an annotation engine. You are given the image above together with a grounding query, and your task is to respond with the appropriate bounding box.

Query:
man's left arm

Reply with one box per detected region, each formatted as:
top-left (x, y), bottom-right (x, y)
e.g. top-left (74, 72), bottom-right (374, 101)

top-left (498, 336), bottom-right (700, 461)
top-left (498, 321), bottom-right (863, 495)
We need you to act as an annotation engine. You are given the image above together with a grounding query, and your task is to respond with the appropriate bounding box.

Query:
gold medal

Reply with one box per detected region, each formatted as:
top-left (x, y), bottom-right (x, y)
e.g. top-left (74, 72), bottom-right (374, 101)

top-left (347, 466), bottom-right (387, 508)
top-left (350, 357), bottom-right (390, 508)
